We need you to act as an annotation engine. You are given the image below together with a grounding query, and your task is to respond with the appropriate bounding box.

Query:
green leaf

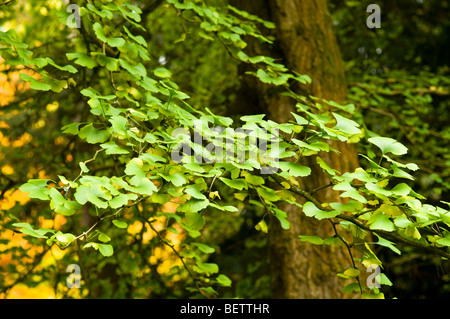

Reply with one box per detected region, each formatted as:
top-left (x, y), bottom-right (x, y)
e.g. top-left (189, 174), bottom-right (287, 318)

top-left (112, 220), bottom-right (128, 229)
top-left (256, 186), bottom-right (280, 202)
top-left (62, 122), bottom-right (82, 135)
top-left (98, 232), bottom-right (111, 243)
top-left (19, 73), bottom-right (52, 91)
top-left (216, 274), bottom-right (232, 287)
top-left (184, 212), bottom-right (206, 230)
top-left (185, 184), bottom-right (207, 200)
top-left (256, 68), bottom-right (272, 84)
top-left (19, 179), bottom-right (51, 200)
top-left (220, 177), bottom-right (248, 190)
top-left (255, 219), bottom-right (268, 233)
top-left (81, 87), bottom-right (116, 100)
top-left (343, 283), bottom-right (362, 294)
top-left (343, 268), bottom-right (360, 278)
top-left (100, 141), bottom-right (129, 155)
top-left (376, 273), bottom-right (393, 286)
top-left (154, 67), bottom-right (172, 78)
top-left (123, 26), bottom-right (147, 47)
top-left (376, 204), bottom-right (402, 217)
top-left (94, 53), bottom-right (119, 71)
top-left (368, 212), bottom-right (396, 232)
top-left (208, 202), bottom-right (238, 212)
top-left (333, 181), bottom-right (367, 203)
top-left (368, 136), bottom-right (408, 156)
top-left (292, 73), bottom-right (312, 84)
top-left (240, 114), bottom-right (266, 123)
top-left (302, 201), bottom-right (340, 220)
top-left (55, 231), bottom-right (76, 244)
top-left (140, 153), bottom-right (166, 164)
top-left (194, 262), bottom-right (219, 274)
top-left (74, 184), bottom-right (108, 209)
top-left (79, 162), bottom-right (89, 173)
top-left (298, 235), bottom-right (324, 245)
top-left (45, 57), bottom-right (78, 73)
top-left (93, 22), bottom-right (108, 42)
top-left (109, 193), bottom-right (132, 209)
top-left (125, 159), bottom-right (145, 177)
top-left (119, 59), bottom-right (147, 78)
top-left (436, 232), bottom-right (450, 246)
top-left (13, 222), bottom-right (54, 239)
top-left (49, 187), bottom-right (81, 216)
top-left (183, 162), bottom-right (205, 173)
top-left (98, 243), bottom-right (114, 257)
top-left (391, 165), bottom-right (415, 181)
top-left (178, 199), bottom-right (209, 213)
top-left (86, 192), bottom-right (108, 209)
top-left (316, 156), bottom-right (338, 176)
top-left (365, 182), bottom-right (392, 197)
top-left (374, 234), bottom-right (401, 255)
top-left (332, 112), bottom-right (361, 135)
top-left (127, 179), bottom-right (158, 196)
top-left (107, 37), bottom-right (125, 47)
top-left (109, 115), bottom-right (128, 138)
top-left (291, 112), bottom-right (309, 125)
top-left (243, 173), bottom-right (265, 186)
top-left (393, 215), bottom-right (412, 228)
top-left (79, 124), bottom-right (111, 144)
top-left (192, 242), bottom-right (215, 254)
top-left (329, 200), bottom-right (363, 213)
top-left (277, 162), bottom-right (311, 177)
top-left (159, 173), bottom-right (187, 187)
top-left (272, 208), bottom-right (290, 229)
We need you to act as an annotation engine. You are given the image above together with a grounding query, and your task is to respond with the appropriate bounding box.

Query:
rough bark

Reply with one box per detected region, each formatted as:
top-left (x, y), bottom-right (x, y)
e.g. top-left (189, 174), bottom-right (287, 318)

top-left (233, 0), bottom-right (360, 298)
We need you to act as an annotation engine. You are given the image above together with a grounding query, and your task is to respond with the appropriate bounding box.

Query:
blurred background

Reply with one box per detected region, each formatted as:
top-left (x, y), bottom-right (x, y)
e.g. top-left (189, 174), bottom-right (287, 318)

top-left (0, 0), bottom-right (449, 298)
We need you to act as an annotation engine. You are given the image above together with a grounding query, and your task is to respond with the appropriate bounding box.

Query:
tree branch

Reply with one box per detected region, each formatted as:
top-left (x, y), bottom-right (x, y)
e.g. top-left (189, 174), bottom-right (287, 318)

top-left (271, 174), bottom-right (450, 260)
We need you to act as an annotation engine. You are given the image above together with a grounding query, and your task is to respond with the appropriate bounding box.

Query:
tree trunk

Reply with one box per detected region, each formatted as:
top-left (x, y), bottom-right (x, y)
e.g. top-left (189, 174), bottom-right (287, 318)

top-left (233, 0), bottom-right (360, 298)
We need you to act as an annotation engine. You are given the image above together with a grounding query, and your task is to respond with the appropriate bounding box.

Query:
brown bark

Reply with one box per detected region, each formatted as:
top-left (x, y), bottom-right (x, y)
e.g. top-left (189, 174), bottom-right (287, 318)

top-left (233, 0), bottom-right (360, 298)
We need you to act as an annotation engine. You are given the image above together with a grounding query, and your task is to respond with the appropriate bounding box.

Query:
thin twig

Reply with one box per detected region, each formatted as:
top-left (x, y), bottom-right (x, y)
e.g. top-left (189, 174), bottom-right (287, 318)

top-left (143, 218), bottom-right (204, 295)
top-left (73, 149), bottom-right (105, 183)
top-left (328, 220), bottom-right (363, 293)
top-left (309, 182), bottom-right (333, 195)
top-left (271, 174), bottom-right (450, 260)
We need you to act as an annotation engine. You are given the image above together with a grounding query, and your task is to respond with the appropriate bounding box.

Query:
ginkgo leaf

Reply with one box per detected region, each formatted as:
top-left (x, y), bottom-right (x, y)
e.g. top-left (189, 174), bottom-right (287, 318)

top-left (278, 162), bottom-right (311, 177)
top-left (112, 220), bottom-right (128, 229)
top-left (302, 201), bottom-right (340, 220)
top-left (19, 179), bottom-right (52, 200)
top-left (79, 124), bottom-right (111, 144)
top-left (177, 199), bottom-right (209, 213)
top-left (216, 274), bottom-right (232, 287)
top-left (185, 184), bottom-right (207, 200)
top-left (368, 212), bottom-right (396, 232)
top-left (332, 112), bottom-right (361, 135)
top-left (19, 73), bottom-right (51, 91)
top-left (93, 22), bottom-right (108, 42)
top-left (66, 52), bottom-right (97, 69)
top-left (298, 235), bottom-right (324, 245)
top-left (368, 137), bottom-right (408, 156)
top-left (98, 243), bottom-right (114, 257)
top-left (220, 177), bottom-right (248, 190)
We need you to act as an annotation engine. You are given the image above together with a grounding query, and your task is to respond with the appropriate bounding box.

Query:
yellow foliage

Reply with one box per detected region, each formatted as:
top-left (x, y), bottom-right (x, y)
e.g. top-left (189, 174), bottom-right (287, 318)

top-left (6, 283), bottom-right (55, 299)
top-left (1, 164), bottom-right (14, 175)
top-left (0, 189), bottom-right (29, 210)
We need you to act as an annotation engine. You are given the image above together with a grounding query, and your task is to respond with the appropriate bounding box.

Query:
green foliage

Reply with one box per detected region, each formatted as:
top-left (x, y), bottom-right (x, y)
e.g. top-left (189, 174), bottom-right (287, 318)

top-left (0, 0), bottom-right (449, 299)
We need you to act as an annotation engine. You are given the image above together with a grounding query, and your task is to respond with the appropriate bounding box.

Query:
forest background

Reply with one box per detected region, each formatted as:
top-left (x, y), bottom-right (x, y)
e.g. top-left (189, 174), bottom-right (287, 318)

top-left (0, 0), bottom-right (449, 299)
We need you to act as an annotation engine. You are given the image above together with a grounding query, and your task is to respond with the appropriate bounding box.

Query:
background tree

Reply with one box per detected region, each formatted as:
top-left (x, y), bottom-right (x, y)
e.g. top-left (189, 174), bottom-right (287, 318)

top-left (233, 0), bottom-right (359, 298)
